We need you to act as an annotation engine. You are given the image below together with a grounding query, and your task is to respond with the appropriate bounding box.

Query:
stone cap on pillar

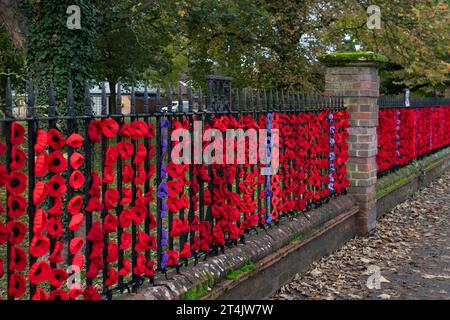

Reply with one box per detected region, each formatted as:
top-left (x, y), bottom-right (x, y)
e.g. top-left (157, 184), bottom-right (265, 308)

top-left (317, 51), bottom-right (388, 67)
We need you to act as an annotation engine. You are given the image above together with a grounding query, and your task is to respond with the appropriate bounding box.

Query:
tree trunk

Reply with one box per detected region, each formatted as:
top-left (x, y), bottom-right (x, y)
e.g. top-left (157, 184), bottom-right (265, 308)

top-left (0, 0), bottom-right (28, 54)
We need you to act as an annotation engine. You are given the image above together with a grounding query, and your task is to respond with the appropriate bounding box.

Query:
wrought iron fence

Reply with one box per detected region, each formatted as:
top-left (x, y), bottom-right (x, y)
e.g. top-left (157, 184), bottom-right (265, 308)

top-left (0, 76), bottom-right (349, 300)
top-left (377, 95), bottom-right (450, 176)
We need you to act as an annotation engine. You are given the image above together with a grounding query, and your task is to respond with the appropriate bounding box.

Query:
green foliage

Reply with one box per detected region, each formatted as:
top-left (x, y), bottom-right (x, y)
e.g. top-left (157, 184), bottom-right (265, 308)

top-left (180, 283), bottom-right (209, 300)
top-left (226, 261), bottom-right (256, 280)
top-left (20, 0), bottom-right (97, 116)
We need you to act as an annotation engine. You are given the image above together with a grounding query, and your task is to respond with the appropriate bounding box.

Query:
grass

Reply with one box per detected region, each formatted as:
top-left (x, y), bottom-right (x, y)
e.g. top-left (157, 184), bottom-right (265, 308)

top-left (226, 261), bottom-right (256, 280)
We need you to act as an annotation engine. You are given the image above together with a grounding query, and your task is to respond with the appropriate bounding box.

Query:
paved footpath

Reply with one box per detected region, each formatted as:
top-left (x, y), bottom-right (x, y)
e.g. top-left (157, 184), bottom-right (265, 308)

top-left (271, 171), bottom-right (450, 300)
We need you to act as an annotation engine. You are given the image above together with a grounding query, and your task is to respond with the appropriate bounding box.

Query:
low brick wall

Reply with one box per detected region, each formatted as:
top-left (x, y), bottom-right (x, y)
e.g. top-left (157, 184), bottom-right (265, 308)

top-left (376, 147), bottom-right (450, 218)
top-left (119, 195), bottom-right (358, 300)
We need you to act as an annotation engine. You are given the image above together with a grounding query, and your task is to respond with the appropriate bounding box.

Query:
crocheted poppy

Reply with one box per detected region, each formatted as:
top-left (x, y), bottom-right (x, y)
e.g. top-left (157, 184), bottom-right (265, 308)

top-left (69, 170), bottom-right (85, 189)
top-left (50, 268), bottom-right (68, 288)
top-left (166, 161), bottom-right (186, 179)
top-left (48, 151), bottom-right (68, 173)
top-left (28, 260), bottom-right (52, 284)
top-left (30, 234), bottom-right (50, 257)
top-left (70, 152), bottom-right (84, 170)
top-left (10, 246), bottom-right (27, 272)
top-left (147, 122), bottom-right (155, 138)
top-left (48, 175), bottom-right (67, 197)
top-left (130, 120), bottom-right (149, 140)
top-left (0, 223), bottom-right (7, 244)
top-left (48, 241), bottom-right (64, 264)
top-left (7, 221), bottom-right (26, 245)
top-left (105, 188), bottom-right (119, 209)
top-left (0, 163), bottom-right (7, 187)
top-left (32, 288), bottom-right (49, 300)
top-left (49, 289), bottom-right (69, 300)
top-left (101, 118), bottom-right (119, 138)
top-left (103, 213), bottom-right (118, 233)
top-left (83, 285), bottom-right (102, 300)
top-left (134, 165), bottom-right (146, 185)
top-left (120, 188), bottom-right (132, 206)
top-left (105, 146), bottom-right (118, 167)
top-left (119, 231), bottom-right (132, 250)
top-left (34, 130), bottom-right (48, 153)
top-left (134, 143), bottom-right (147, 165)
top-left (85, 196), bottom-right (103, 213)
top-left (10, 147), bottom-right (26, 171)
top-left (177, 242), bottom-right (189, 259)
top-left (33, 209), bottom-right (48, 235)
top-left (9, 273), bottom-right (26, 299)
top-left (105, 268), bottom-right (118, 287)
top-left (7, 194), bottom-right (26, 219)
top-left (47, 129), bottom-right (66, 150)
top-left (46, 217), bottom-right (64, 238)
top-left (123, 164), bottom-right (133, 183)
top-left (133, 254), bottom-right (147, 276)
top-left (72, 254), bottom-right (85, 269)
top-left (67, 133), bottom-right (84, 149)
top-left (116, 141), bottom-right (134, 160)
top-left (0, 257), bottom-right (3, 278)
top-left (103, 166), bottom-right (115, 184)
top-left (10, 122), bottom-right (25, 145)
top-left (86, 221), bottom-right (104, 243)
top-left (89, 172), bottom-right (102, 196)
top-left (7, 171), bottom-right (27, 195)
top-left (69, 213), bottom-right (84, 231)
top-left (67, 195), bottom-right (83, 216)
top-left (166, 250), bottom-right (179, 267)
top-left (106, 242), bottom-right (118, 263)
top-left (131, 205), bottom-right (147, 225)
top-left (119, 208), bottom-right (132, 228)
top-left (69, 238), bottom-right (84, 255)
top-left (33, 181), bottom-right (48, 206)
top-left (118, 258), bottom-right (131, 276)
top-left (48, 196), bottom-right (63, 216)
top-left (34, 153), bottom-right (48, 178)
top-left (119, 122), bottom-right (134, 138)
top-left (135, 232), bottom-right (156, 252)
top-left (88, 120), bottom-right (102, 143)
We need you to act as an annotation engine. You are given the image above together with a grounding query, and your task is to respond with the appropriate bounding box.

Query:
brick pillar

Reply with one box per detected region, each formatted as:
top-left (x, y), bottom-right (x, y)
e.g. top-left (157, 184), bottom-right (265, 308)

top-left (319, 52), bottom-right (385, 235)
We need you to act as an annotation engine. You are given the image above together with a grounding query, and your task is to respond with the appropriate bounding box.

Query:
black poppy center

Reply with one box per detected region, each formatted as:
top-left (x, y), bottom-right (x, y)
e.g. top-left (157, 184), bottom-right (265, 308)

top-left (36, 239), bottom-right (42, 247)
top-left (55, 273), bottom-right (61, 280)
top-left (35, 266), bottom-right (42, 276)
top-left (52, 158), bottom-right (61, 166)
top-left (10, 178), bottom-right (20, 188)
top-left (53, 182), bottom-right (60, 190)
top-left (52, 135), bottom-right (60, 142)
top-left (53, 224), bottom-right (59, 231)
top-left (14, 279), bottom-right (20, 288)
top-left (14, 253), bottom-right (21, 263)
top-left (12, 226), bottom-right (20, 238)
top-left (14, 129), bottom-right (20, 138)
top-left (12, 200), bottom-right (19, 210)
top-left (15, 154), bottom-right (20, 162)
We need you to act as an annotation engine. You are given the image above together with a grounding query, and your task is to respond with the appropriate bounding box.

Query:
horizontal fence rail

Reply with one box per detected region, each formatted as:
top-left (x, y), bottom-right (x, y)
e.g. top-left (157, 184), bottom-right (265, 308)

top-left (377, 95), bottom-right (450, 176)
top-left (0, 77), bottom-right (350, 300)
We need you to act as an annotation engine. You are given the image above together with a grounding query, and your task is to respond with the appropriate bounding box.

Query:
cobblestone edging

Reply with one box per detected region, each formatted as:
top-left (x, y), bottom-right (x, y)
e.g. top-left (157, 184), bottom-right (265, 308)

top-left (118, 195), bottom-right (357, 300)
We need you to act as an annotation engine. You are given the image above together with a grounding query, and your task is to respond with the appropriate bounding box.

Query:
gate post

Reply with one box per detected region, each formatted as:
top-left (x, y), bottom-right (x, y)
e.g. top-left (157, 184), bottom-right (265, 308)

top-left (319, 52), bottom-right (386, 235)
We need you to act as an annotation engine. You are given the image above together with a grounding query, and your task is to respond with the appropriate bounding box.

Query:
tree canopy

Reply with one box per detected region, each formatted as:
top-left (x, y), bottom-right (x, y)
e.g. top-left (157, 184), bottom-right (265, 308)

top-left (0, 0), bottom-right (448, 104)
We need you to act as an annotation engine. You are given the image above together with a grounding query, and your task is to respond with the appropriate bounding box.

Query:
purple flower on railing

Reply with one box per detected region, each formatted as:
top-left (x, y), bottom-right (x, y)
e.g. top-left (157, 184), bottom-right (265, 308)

top-left (157, 182), bottom-right (168, 198)
top-left (265, 112), bottom-right (273, 223)
top-left (161, 229), bottom-right (168, 247)
top-left (329, 151), bottom-right (336, 161)
top-left (160, 118), bottom-right (170, 129)
top-left (161, 163), bottom-right (167, 180)
top-left (160, 252), bottom-right (168, 270)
